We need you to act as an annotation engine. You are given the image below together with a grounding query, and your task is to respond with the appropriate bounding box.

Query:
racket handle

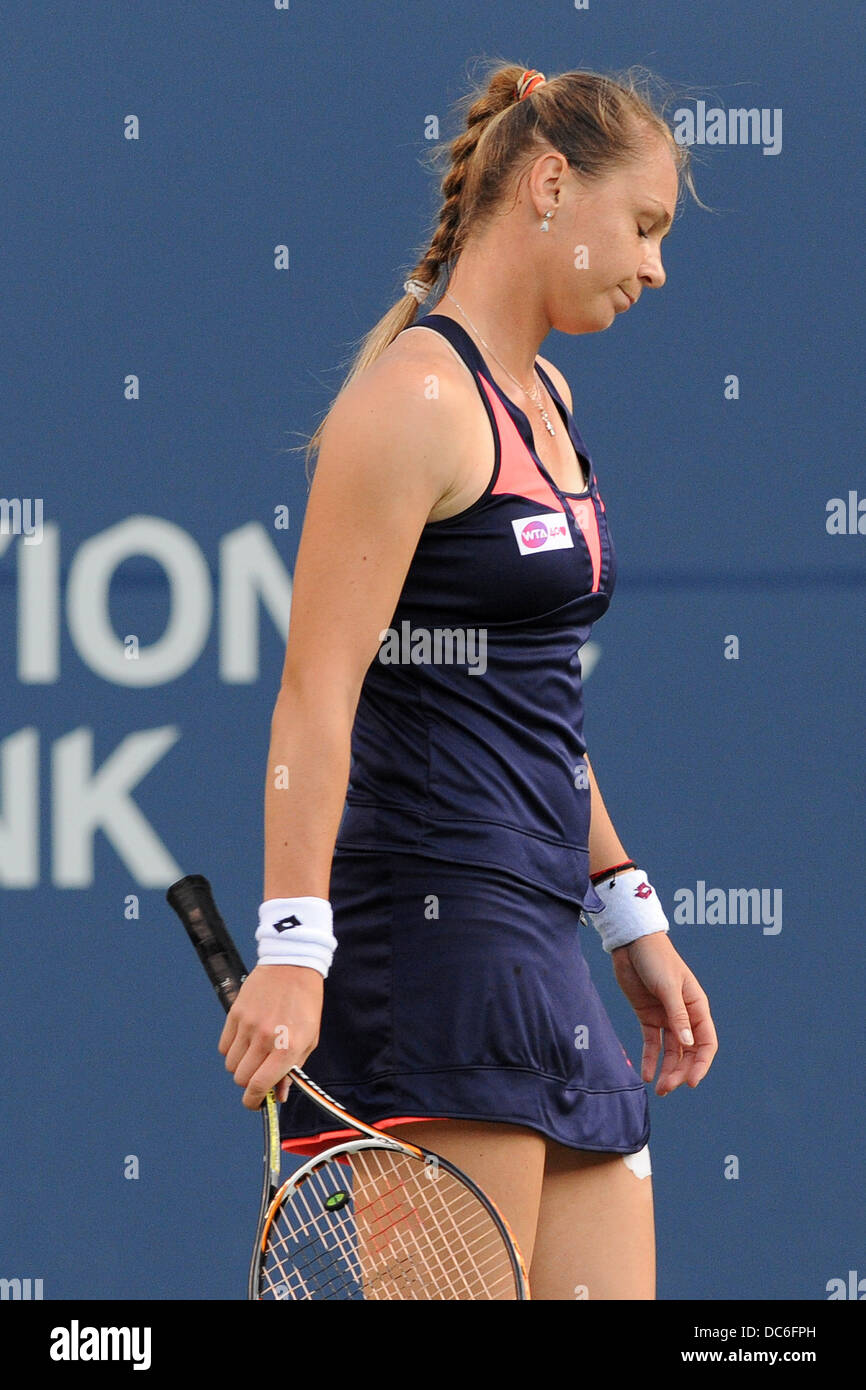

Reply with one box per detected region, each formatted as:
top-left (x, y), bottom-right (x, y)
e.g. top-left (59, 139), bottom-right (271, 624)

top-left (166, 873), bottom-right (249, 1013)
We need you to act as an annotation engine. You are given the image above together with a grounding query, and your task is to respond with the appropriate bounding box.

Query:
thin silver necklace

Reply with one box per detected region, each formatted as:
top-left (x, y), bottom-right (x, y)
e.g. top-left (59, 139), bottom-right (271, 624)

top-left (443, 290), bottom-right (556, 437)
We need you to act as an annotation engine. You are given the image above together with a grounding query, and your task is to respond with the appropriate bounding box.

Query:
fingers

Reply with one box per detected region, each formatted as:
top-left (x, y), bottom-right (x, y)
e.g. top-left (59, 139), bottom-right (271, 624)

top-left (616, 940), bottom-right (719, 1097)
top-left (222, 1027), bottom-right (252, 1078)
top-left (217, 1009), bottom-right (238, 1058)
top-left (639, 1024), bottom-right (662, 1085)
top-left (655, 978), bottom-right (718, 1095)
top-left (682, 1007), bottom-right (718, 1088)
top-left (241, 1053), bottom-right (293, 1111)
top-left (679, 975), bottom-right (718, 1086)
top-left (648, 982), bottom-right (693, 1095)
top-left (229, 1027), bottom-right (293, 1109)
top-left (216, 964), bottom-right (324, 1109)
top-left (231, 1037), bottom-right (294, 1109)
top-left (655, 1028), bottom-right (689, 1096)
top-left (217, 1001), bottom-right (295, 1110)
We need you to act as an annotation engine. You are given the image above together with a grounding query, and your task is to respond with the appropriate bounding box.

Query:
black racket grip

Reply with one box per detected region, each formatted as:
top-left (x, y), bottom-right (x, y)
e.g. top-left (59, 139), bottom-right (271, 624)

top-left (166, 873), bottom-right (249, 1014)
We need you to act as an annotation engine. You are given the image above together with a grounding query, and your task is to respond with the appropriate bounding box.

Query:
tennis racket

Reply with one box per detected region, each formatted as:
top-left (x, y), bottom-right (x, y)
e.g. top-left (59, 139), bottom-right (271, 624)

top-left (166, 872), bottom-right (530, 1300)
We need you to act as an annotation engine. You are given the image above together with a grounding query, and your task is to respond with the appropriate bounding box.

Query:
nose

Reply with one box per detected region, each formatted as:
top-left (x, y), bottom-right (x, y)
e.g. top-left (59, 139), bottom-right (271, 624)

top-left (639, 246), bottom-right (666, 290)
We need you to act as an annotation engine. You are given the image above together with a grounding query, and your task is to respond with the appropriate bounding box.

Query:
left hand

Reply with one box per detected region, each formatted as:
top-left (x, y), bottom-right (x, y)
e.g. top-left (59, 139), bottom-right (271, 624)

top-left (611, 933), bottom-right (718, 1096)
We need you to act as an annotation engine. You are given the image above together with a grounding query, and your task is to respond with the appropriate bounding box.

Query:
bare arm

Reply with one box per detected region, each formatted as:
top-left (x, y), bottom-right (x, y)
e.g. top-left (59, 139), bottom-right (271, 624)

top-left (585, 752), bottom-right (631, 877)
top-left (221, 343), bottom-right (468, 1106)
top-left (263, 346), bottom-right (469, 898)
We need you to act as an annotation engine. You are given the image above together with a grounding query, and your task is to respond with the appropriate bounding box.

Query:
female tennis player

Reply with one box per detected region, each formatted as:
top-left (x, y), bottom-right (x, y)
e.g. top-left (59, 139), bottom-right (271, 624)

top-left (219, 59), bottom-right (718, 1300)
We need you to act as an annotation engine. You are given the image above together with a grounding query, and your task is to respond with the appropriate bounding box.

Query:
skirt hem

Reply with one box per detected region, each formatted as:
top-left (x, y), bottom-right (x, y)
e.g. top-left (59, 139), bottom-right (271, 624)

top-left (280, 1063), bottom-right (650, 1157)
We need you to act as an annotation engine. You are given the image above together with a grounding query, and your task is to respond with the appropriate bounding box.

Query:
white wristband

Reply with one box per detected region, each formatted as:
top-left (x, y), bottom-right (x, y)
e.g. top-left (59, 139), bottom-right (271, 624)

top-left (585, 868), bottom-right (670, 954)
top-left (255, 897), bottom-right (337, 977)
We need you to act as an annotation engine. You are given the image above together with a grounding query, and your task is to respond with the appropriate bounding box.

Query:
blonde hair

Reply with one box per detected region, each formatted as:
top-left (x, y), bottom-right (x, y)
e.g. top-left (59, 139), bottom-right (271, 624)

top-left (294, 57), bottom-right (706, 478)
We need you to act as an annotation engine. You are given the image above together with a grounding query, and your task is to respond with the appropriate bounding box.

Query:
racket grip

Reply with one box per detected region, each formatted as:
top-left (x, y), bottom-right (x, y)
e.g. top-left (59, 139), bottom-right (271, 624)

top-left (166, 873), bottom-right (249, 1013)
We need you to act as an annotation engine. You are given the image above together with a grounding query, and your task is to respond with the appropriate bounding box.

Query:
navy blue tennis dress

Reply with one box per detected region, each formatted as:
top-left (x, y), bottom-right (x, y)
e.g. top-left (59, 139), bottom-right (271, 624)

top-left (280, 312), bottom-right (649, 1157)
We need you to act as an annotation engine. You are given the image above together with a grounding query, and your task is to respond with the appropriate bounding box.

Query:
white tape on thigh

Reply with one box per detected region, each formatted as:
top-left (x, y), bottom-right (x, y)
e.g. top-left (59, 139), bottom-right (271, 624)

top-left (622, 1144), bottom-right (652, 1179)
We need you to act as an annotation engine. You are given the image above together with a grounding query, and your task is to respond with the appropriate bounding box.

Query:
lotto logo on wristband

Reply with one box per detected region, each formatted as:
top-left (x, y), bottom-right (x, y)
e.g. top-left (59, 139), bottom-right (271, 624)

top-left (273, 915), bottom-right (302, 931)
top-left (635, 883), bottom-right (653, 899)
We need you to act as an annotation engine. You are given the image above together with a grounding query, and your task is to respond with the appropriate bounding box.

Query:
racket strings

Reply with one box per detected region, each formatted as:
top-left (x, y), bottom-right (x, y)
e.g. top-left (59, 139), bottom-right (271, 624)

top-left (353, 1151), bottom-right (493, 1299)
top-left (262, 1180), bottom-right (365, 1300)
top-left (258, 1145), bottom-right (518, 1300)
top-left (354, 1149), bottom-right (515, 1300)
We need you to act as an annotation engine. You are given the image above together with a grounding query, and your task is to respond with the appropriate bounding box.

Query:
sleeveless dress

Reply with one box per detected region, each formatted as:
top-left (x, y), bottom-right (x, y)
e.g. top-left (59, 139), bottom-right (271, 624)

top-left (279, 312), bottom-right (649, 1157)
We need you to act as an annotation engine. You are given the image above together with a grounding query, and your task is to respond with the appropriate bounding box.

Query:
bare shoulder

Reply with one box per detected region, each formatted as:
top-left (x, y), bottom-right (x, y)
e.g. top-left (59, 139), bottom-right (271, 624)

top-left (317, 324), bottom-right (481, 509)
top-left (378, 322), bottom-right (480, 407)
top-left (536, 354), bottom-right (573, 411)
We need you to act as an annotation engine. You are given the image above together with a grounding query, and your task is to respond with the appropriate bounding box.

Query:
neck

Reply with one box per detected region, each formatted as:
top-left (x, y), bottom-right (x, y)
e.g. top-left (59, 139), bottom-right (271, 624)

top-left (430, 239), bottom-right (550, 384)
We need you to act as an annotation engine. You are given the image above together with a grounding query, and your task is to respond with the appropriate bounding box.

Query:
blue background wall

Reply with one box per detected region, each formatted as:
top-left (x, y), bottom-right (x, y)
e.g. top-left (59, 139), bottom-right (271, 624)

top-left (1, 1), bottom-right (863, 1301)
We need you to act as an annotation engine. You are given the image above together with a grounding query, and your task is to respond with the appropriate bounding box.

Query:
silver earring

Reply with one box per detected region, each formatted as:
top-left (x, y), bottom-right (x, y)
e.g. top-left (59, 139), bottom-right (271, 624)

top-left (540, 208), bottom-right (554, 232)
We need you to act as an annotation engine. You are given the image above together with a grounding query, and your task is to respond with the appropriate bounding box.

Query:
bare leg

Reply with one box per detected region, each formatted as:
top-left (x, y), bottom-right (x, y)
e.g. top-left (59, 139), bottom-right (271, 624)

top-left (384, 1119), bottom-right (547, 1271)
top-left (529, 1140), bottom-right (656, 1300)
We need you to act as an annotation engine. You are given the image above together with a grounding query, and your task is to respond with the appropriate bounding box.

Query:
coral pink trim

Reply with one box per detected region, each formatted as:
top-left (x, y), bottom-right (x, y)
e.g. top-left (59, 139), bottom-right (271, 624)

top-left (281, 1115), bottom-right (445, 1159)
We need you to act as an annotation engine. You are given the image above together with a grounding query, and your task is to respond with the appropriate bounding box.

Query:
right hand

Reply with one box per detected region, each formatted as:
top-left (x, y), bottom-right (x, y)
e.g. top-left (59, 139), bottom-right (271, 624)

top-left (218, 964), bottom-right (324, 1110)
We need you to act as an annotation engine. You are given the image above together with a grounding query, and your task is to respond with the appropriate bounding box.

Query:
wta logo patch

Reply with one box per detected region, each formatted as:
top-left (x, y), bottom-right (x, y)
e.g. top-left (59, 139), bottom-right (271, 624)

top-left (511, 512), bottom-right (574, 555)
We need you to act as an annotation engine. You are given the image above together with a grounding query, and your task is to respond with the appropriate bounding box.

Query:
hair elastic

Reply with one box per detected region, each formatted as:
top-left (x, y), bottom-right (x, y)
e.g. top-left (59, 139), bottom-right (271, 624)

top-left (403, 279), bottom-right (429, 302)
top-left (516, 69), bottom-right (547, 101)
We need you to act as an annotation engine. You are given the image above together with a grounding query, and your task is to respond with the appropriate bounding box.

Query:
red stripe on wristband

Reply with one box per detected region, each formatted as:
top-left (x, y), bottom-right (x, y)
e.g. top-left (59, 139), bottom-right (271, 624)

top-left (589, 859), bottom-right (636, 885)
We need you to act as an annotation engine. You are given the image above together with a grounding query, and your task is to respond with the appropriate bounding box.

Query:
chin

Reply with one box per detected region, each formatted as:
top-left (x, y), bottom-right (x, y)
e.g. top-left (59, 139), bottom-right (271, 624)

top-left (556, 308), bottom-right (614, 336)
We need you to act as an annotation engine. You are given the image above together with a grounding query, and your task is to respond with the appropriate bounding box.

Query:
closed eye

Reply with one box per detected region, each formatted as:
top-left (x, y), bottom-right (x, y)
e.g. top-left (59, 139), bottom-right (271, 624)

top-left (639, 224), bottom-right (670, 244)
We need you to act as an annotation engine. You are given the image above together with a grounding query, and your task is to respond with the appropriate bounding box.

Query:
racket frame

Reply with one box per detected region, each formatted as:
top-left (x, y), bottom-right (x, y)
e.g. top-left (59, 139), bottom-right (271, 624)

top-left (260, 1134), bottom-right (529, 1300)
top-left (167, 871), bottom-right (530, 1300)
